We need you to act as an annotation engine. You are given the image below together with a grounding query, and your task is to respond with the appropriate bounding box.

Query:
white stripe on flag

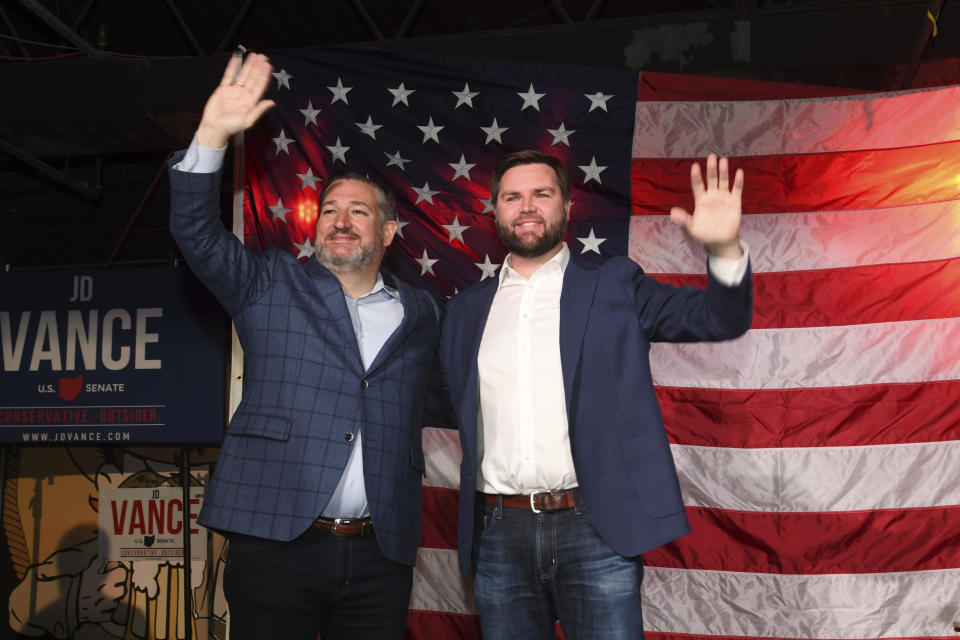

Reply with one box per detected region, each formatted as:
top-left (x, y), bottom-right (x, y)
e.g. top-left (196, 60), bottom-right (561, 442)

top-left (411, 547), bottom-right (476, 615)
top-left (424, 432), bottom-right (960, 513)
top-left (642, 566), bottom-right (960, 639)
top-left (630, 201), bottom-right (960, 274)
top-left (423, 427), bottom-right (461, 490)
top-left (633, 84), bottom-right (960, 158)
top-left (650, 318), bottom-right (960, 389)
top-left (672, 440), bottom-right (960, 511)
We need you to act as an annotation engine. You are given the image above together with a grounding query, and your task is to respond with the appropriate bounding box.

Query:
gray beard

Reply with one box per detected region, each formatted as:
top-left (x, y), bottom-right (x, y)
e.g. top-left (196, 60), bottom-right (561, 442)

top-left (316, 244), bottom-right (379, 273)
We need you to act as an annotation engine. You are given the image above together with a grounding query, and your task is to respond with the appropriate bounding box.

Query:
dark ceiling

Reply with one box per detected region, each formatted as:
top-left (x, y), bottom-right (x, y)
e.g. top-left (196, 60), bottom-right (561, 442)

top-left (1, 0), bottom-right (958, 270)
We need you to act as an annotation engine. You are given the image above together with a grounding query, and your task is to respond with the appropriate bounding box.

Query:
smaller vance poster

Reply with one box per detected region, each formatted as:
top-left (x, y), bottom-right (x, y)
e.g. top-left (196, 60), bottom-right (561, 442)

top-left (98, 487), bottom-right (207, 561)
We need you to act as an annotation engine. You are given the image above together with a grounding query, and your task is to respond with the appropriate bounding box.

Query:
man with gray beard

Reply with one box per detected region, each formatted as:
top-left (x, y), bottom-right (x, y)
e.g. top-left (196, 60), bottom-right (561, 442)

top-left (168, 53), bottom-right (443, 640)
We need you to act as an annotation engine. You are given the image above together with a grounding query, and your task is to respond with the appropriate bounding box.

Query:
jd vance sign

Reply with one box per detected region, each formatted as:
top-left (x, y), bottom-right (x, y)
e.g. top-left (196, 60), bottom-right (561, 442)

top-left (0, 266), bottom-right (228, 444)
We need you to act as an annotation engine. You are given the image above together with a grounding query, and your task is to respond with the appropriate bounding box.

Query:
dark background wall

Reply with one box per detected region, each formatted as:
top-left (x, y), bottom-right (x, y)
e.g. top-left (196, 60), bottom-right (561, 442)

top-left (1, 0), bottom-right (958, 271)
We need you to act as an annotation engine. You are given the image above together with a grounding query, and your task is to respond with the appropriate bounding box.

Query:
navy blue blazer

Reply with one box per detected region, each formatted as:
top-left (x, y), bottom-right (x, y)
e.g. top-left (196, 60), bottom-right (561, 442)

top-left (441, 253), bottom-right (752, 575)
top-left (169, 153), bottom-right (442, 566)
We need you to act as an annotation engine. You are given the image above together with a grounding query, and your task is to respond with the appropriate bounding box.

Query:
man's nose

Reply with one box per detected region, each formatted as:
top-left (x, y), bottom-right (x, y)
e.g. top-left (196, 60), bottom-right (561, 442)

top-left (520, 196), bottom-right (536, 212)
top-left (332, 210), bottom-right (352, 228)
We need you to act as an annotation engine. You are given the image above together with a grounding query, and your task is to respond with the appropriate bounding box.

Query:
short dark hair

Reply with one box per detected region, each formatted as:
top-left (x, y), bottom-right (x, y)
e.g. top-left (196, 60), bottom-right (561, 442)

top-left (319, 172), bottom-right (397, 223)
top-left (490, 150), bottom-right (572, 205)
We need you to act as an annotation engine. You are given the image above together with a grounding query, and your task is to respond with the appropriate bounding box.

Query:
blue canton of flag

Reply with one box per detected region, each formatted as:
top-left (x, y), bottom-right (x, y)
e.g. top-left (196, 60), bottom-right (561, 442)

top-left (241, 47), bottom-right (637, 297)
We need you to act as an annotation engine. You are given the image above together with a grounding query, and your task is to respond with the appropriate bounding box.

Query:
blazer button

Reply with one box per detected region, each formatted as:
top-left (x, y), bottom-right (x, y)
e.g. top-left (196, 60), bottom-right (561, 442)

top-left (361, 379), bottom-right (369, 389)
top-left (344, 432), bottom-right (354, 442)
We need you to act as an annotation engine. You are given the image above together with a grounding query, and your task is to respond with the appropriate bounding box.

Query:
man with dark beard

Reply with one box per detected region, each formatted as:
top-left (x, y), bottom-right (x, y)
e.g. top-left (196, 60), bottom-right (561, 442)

top-left (169, 53), bottom-right (442, 640)
top-left (440, 149), bottom-right (754, 639)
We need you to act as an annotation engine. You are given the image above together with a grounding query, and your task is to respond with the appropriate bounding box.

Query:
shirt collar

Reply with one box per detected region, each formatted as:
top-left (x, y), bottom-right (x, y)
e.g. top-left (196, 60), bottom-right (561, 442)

top-left (354, 273), bottom-right (401, 302)
top-left (498, 243), bottom-right (570, 288)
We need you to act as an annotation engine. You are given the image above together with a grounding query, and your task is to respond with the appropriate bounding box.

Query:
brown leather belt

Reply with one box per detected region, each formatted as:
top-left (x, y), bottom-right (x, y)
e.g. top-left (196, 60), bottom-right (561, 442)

top-left (312, 517), bottom-right (374, 536)
top-left (479, 489), bottom-right (582, 513)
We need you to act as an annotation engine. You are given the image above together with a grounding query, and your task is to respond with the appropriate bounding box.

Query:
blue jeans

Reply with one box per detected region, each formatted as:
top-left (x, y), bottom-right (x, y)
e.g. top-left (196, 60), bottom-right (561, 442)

top-left (472, 499), bottom-right (645, 640)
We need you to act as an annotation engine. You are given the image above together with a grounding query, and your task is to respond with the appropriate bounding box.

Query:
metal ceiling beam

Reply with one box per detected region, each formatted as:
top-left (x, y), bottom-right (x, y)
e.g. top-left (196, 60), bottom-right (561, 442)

top-left (897, 0), bottom-right (946, 89)
top-left (394, 0), bottom-right (424, 39)
top-left (17, 0), bottom-right (102, 57)
top-left (0, 137), bottom-right (101, 201)
top-left (584, 0), bottom-right (605, 22)
top-left (0, 2), bottom-right (30, 58)
top-left (550, 0), bottom-right (573, 23)
top-left (349, 0), bottom-right (385, 40)
top-left (70, 0), bottom-right (97, 31)
top-left (215, 0), bottom-right (258, 53)
top-left (163, 0), bottom-right (204, 56)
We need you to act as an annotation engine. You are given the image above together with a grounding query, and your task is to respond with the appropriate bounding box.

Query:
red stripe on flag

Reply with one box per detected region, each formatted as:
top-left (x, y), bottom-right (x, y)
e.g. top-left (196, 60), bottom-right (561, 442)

top-left (421, 487), bottom-right (459, 549)
top-left (658, 380), bottom-right (960, 448)
top-left (404, 610), bottom-right (481, 640)
top-left (652, 258), bottom-right (960, 329)
top-left (637, 70), bottom-right (868, 101)
top-left (645, 506), bottom-right (960, 574)
top-left (632, 142), bottom-right (960, 215)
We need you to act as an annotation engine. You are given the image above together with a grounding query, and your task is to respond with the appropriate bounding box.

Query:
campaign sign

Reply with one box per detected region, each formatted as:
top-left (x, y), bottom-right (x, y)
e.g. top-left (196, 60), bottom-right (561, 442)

top-left (98, 487), bottom-right (207, 561)
top-left (0, 266), bottom-right (228, 444)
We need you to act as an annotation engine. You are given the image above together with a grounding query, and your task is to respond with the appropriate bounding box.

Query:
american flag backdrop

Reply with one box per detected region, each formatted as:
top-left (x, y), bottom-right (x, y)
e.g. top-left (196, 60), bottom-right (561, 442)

top-left (234, 47), bottom-right (960, 639)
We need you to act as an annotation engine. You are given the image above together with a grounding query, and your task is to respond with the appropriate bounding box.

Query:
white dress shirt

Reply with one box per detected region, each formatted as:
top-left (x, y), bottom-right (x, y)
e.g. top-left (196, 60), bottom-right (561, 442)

top-left (477, 245), bottom-right (576, 494)
top-left (476, 242), bottom-right (749, 495)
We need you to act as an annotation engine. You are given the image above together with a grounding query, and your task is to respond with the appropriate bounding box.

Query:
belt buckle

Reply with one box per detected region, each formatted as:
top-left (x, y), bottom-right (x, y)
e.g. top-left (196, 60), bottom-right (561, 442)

top-left (331, 517), bottom-right (345, 534)
top-left (529, 491), bottom-right (543, 514)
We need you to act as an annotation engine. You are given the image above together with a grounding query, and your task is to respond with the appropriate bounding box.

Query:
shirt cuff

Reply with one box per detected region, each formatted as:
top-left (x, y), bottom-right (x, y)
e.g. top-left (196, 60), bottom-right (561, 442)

top-left (707, 240), bottom-right (750, 286)
top-left (172, 134), bottom-right (227, 173)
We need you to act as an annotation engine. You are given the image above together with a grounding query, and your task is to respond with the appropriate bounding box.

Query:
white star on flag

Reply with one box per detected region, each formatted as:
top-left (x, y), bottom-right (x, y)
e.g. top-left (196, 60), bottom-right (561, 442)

top-left (577, 228), bottom-right (607, 254)
top-left (478, 197), bottom-right (494, 213)
top-left (412, 182), bottom-right (440, 205)
top-left (296, 167), bottom-right (321, 191)
top-left (326, 138), bottom-right (350, 164)
top-left (584, 91), bottom-right (614, 112)
top-left (293, 238), bottom-right (316, 259)
top-left (269, 198), bottom-right (292, 222)
top-left (449, 155), bottom-right (476, 181)
top-left (442, 216), bottom-right (470, 243)
top-left (299, 100), bottom-right (321, 126)
top-left (272, 69), bottom-right (293, 90)
top-left (547, 122), bottom-right (576, 146)
top-left (394, 219), bottom-right (410, 238)
top-left (415, 249), bottom-right (438, 276)
top-left (481, 118), bottom-right (508, 145)
top-left (384, 150), bottom-right (411, 171)
top-left (475, 254), bottom-right (501, 280)
top-left (272, 129), bottom-right (294, 155)
top-left (517, 83), bottom-right (545, 111)
top-left (355, 116), bottom-right (382, 140)
top-left (417, 117), bottom-right (444, 144)
top-left (328, 78), bottom-right (352, 104)
top-left (452, 83), bottom-right (479, 108)
top-left (578, 156), bottom-right (607, 184)
top-left (388, 82), bottom-right (415, 106)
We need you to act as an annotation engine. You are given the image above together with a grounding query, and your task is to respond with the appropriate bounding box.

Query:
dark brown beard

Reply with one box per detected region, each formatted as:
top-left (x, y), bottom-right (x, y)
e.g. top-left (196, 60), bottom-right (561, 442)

top-left (496, 214), bottom-right (567, 258)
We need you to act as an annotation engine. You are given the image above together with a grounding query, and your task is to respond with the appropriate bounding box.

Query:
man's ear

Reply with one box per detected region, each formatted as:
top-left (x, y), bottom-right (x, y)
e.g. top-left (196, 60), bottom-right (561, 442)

top-left (381, 220), bottom-right (398, 247)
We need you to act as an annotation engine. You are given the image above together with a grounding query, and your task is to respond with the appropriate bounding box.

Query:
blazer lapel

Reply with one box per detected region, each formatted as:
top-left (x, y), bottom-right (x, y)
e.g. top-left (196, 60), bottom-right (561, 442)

top-left (304, 259), bottom-right (364, 366)
top-left (366, 274), bottom-right (420, 374)
top-left (559, 257), bottom-right (598, 412)
top-left (458, 278), bottom-right (498, 439)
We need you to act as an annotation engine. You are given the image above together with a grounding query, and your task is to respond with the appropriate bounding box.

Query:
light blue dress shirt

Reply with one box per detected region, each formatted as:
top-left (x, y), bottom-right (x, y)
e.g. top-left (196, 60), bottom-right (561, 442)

top-left (322, 279), bottom-right (404, 518)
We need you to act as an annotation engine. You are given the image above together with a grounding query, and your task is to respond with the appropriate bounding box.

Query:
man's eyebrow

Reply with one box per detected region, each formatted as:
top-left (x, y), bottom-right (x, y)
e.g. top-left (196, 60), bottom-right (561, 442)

top-left (500, 185), bottom-right (556, 196)
top-left (321, 199), bottom-right (372, 208)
